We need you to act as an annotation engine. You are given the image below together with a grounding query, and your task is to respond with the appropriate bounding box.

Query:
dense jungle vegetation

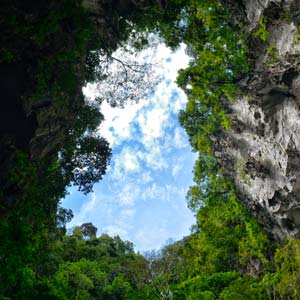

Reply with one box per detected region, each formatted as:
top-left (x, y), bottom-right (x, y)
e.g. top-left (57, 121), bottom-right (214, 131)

top-left (1, 0), bottom-right (300, 299)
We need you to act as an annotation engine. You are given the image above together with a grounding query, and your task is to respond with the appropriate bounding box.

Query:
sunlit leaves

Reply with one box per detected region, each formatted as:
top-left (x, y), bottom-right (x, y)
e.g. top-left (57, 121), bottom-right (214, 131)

top-left (274, 238), bottom-right (300, 299)
top-left (52, 259), bottom-right (105, 300)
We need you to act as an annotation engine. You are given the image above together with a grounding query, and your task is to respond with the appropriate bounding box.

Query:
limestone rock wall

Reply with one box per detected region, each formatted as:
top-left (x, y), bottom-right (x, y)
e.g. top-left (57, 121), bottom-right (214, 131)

top-left (216, 0), bottom-right (300, 239)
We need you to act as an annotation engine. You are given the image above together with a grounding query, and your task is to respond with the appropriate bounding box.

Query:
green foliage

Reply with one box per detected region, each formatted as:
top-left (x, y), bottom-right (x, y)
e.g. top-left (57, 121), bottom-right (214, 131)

top-left (7, 0), bottom-right (94, 101)
top-left (234, 159), bottom-right (251, 186)
top-left (254, 17), bottom-right (269, 42)
top-left (60, 135), bottom-right (111, 194)
top-left (177, 1), bottom-right (247, 154)
top-left (52, 259), bottom-right (105, 300)
top-left (219, 277), bottom-right (262, 300)
top-left (1, 0), bottom-right (112, 194)
top-left (106, 273), bottom-right (132, 299)
top-left (177, 272), bottom-right (239, 299)
top-left (130, 0), bottom-right (195, 49)
top-left (80, 223), bottom-right (97, 240)
top-left (184, 152), bottom-right (269, 276)
top-left (52, 232), bottom-right (153, 300)
top-left (0, 48), bottom-right (14, 63)
top-left (264, 43), bottom-right (280, 68)
top-left (266, 44), bottom-right (279, 58)
top-left (273, 238), bottom-right (300, 299)
top-left (172, 2), bottom-right (276, 300)
top-left (238, 221), bottom-right (270, 267)
top-left (8, 151), bottom-right (37, 189)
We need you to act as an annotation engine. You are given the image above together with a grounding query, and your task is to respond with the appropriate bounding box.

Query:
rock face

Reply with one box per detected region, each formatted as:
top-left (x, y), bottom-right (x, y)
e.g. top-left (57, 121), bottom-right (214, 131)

top-left (215, 0), bottom-right (300, 239)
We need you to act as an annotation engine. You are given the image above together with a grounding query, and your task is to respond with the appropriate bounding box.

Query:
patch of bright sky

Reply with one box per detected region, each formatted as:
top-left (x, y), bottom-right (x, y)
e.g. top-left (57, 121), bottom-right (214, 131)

top-left (62, 43), bottom-right (197, 252)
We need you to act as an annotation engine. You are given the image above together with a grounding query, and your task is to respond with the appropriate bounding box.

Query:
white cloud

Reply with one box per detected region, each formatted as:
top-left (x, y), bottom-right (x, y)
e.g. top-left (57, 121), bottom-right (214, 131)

top-left (155, 43), bottom-right (190, 80)
top-left (102, 207), bottom-right (136, 239)
top-left (137, 144), bottom-right (168, 171)
top-left (123, 151), bottom-right (140, 172)
top-left (98, 101), bottom-right (144, 147)
top-left (173, 127), bottom-right (187, 149)
top-left (137, 107), bottom-right (168, 146)
top-left (121, 208), bottom-right (136, 218)
top-left (141, 183), bottom-right (175, 202)
top-left (134, 227), bottom-right (169, 251)
top-left (82, 83), bottom-right (98, 100)
top-left (70, 193), bottom-right (97, 225)
top-left (117, 183), bottom-right (140, 207)
top-left (111, 147), bottom-right (140, 179)
top-left (137, 171), bottom-right (153, 185)
top-left (172, 164), bottom-right (182, 178)
top-left (103, 225), bottom-right (130, 239)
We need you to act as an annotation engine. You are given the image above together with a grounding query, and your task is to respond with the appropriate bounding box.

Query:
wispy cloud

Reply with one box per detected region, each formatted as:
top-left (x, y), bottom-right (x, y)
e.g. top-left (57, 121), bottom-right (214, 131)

top-left (173, 127), bottom-right (187, 149)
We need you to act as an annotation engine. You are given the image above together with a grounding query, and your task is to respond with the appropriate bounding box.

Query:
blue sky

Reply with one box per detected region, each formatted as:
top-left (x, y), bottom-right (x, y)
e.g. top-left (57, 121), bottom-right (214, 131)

top-left (62, 44), bottom-right (197, 252)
